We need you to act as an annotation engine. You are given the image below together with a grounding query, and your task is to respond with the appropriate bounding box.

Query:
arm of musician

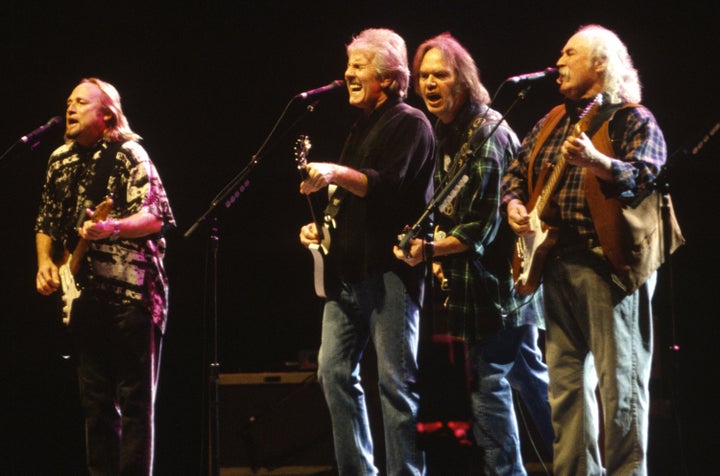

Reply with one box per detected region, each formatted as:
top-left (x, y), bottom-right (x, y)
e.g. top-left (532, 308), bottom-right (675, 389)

top-left (563, 132), bottom-right (613, 181)
top-left (393, 235), bottom-right (470, 267)
top-left (299, 222), bottom-right (320, 248)
top-left (300, 162), bottom-right (368, 197)
top-left (36, 232), bottom-right (60, 295)
top-left (506, 198), bottom-right (534, 236)
top-left (79, 210), bottom-right (163, 241)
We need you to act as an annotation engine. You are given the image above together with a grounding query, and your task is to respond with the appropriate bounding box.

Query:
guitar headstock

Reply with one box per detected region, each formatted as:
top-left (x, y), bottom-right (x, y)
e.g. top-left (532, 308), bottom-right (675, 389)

top-left (294, 134), bottom-right (312, 168)
top-left (92, 196), bottom-right (114, 222)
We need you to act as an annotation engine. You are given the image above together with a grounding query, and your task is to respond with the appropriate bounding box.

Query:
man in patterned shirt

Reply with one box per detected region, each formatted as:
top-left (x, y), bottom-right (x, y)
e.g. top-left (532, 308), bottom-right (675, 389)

top-left (395, 33), bottom-right (553, 475)
top-left (35, 77), bottom-right (175, 476)
top-left (502, 25), bottom-right (668, 475)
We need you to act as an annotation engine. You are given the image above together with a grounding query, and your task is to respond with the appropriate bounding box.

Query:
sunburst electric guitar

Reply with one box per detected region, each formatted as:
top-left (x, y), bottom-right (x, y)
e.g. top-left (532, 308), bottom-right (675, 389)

top-left (295, 135), bottom-right (332, 298)
top-left (57, 197), bottom-right (114, 324)
top-left (512, 95), bottom-right (603, 295)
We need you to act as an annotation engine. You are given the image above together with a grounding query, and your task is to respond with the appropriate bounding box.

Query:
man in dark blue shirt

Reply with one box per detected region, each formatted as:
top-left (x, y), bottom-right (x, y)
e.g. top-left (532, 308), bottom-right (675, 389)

top-left (299, 28), bottom-right (435, 475)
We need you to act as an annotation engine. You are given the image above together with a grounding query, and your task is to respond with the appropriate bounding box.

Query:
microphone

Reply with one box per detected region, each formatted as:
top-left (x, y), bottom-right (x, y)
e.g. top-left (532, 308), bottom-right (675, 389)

top-left (506, 67), bottom-right (559, 84)
top-left (19, 116), bottom-right (63, 144)
top-left (295, 80), bottom-right (344, 100)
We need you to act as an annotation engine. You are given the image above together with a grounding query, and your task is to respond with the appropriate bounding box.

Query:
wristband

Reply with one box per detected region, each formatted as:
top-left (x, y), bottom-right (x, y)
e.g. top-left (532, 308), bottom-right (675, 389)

top-left (109, 219), bottom-right (121, 242)
top-left (423, 240), bottom-right (434, 261)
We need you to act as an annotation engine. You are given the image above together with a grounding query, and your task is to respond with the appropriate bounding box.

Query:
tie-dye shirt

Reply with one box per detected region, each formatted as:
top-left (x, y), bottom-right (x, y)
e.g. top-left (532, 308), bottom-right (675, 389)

top-left (35, 139), bottom-right (175, 332)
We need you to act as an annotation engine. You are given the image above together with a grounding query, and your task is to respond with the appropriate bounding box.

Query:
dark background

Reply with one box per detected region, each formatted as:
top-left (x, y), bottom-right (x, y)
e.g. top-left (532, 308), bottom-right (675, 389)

top-left (1, 1), bottom-right (718, 474)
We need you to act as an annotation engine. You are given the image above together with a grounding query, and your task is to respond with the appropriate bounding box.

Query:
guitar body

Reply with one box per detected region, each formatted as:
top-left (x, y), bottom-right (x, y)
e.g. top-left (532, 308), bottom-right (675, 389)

top-left (308, 227), bottom-right (330, 298)
top-left (511, 95), bottom-right (603, 295)
top-left (58, 197), bottom-right (113, 324)
top-left (512, 208), bottom-right (559, 295)
top-left (58, 259), bottom-right (82, 325)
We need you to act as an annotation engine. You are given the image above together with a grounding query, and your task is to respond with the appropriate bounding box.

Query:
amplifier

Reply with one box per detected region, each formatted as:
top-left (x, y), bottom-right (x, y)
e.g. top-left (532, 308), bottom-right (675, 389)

top-left (218, 371), bottom-right (336, 475)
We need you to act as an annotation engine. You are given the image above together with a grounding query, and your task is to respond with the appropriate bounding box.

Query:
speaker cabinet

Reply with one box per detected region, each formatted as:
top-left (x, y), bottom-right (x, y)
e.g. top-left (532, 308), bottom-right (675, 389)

top-left (218, 371), bottom-right (336, 475)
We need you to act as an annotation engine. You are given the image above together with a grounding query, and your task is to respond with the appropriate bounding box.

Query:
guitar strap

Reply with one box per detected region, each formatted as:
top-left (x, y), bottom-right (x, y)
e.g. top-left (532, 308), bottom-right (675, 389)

top-left (86, 140), bottom-right (121, 204)
top-left (68, 141), bottom-right (122, 252)
top-left (444, 108), bottom-right (492, 179)
top-left (526, 102), bottom-right (621, 193)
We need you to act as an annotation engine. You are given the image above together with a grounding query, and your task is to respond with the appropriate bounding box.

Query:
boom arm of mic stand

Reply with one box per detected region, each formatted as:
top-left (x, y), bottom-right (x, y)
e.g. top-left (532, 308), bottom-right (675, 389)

top-left (183, 96), bottom-right (319, 239)
top-left (183, 157), bottom-right (259, 238)
top-left (397, 157), bottom-right (472, 252)
top-left (398, 84), bottom-right (531, 254)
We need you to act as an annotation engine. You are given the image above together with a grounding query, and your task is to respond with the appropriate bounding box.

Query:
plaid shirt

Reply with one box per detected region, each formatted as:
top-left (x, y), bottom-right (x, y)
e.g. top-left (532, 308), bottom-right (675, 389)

top-left (435, 102), bottom-right (544, 339)
top-left (502, 99), bottom-right (666, 248)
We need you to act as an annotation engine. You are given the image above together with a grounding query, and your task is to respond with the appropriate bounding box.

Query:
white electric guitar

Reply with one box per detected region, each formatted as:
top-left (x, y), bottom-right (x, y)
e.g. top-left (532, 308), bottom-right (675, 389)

top-left (57, 197), bottom-right (114, 324)
top-left (512, 95), bottom-right (603, 295)
top-left (294, 135), bottom-right (332, 298)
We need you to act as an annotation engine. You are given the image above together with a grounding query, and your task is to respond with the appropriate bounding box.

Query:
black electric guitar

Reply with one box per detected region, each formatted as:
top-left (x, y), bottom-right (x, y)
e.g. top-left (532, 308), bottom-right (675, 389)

top-left (57, 197), bottom-right (114, 324)
top-left (295, 135), bottom-right (332, 298)
top-left (512, 94), bottom-right (603, 295)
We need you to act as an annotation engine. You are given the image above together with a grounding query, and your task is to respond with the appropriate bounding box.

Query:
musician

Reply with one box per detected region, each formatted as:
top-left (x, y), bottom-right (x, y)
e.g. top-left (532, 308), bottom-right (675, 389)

top-left (35, 78), bottom-right (175, 475)
top-left (298, 28), bottom-right (435, 475)
top-left (502, 25), bottom-right (667, 475)
top-left (394, 33), bottom-right (553, 475)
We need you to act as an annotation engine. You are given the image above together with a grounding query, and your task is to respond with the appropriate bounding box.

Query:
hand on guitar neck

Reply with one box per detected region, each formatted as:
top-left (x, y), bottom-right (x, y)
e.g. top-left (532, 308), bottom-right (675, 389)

top-left (295, 135), bottom-right (333, 298)
top-left (57, 196), bottom-right (114, 324)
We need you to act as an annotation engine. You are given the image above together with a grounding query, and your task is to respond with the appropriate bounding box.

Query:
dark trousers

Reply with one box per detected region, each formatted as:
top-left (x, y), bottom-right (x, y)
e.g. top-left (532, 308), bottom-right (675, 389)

top-left (71, 295), bottom-right (161, 476)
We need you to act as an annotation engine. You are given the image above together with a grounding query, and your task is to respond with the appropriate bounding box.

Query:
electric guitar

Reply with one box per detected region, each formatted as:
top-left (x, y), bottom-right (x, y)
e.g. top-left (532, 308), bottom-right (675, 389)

top-left (294, 135), bottom-right (332, 298)
top-left (512, 95), bottom-right (603, 295)
top-left (58, 197), bottom-right (114, 324)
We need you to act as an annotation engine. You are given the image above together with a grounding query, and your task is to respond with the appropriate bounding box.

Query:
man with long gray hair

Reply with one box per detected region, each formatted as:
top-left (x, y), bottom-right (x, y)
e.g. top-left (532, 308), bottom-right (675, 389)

top-left (503, 24), bottom-right (678, 475)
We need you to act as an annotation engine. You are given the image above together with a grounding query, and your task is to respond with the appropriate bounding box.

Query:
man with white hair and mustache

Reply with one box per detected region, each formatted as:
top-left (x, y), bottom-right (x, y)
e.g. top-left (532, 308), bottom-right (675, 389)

top-left (502, 24), bottom-right (671, 475)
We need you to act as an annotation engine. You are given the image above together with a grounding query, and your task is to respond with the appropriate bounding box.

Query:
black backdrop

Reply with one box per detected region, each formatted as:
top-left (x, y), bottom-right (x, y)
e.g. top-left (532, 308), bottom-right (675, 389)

top-left (1, 1), bottom-right (718, 474)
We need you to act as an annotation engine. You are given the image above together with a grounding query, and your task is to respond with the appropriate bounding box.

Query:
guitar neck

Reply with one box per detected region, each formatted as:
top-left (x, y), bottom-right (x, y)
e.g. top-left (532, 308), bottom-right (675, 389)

top-left (534, 155), bottom-right (566, 217)
top-left (297, 166), bottom-right (325, 241)
top-left (533, 100), bottom-right (600, 217)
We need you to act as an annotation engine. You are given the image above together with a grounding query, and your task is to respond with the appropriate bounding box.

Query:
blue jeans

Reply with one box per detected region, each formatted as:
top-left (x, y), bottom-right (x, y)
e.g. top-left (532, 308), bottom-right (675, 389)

top-left (317, 271), bottom-right (424, 476)
top-left (544, 248), bottom-right (656, 476)
top-left (471, 324), bottom-right (553, 476)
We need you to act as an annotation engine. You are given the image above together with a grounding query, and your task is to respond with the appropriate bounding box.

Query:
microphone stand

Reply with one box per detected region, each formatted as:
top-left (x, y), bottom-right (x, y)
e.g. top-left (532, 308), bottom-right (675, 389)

top-left (183, 95), bottom-right (323, 476)
top-left (398, 82), bottom-right (534, 254)
top-left (654, 119), bottom-right (718, 475)
top-left (0, 135), bottom-right (48, 167)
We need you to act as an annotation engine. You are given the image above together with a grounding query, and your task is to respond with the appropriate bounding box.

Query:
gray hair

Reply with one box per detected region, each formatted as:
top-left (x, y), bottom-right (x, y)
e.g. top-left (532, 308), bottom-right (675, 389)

top-left (347, 28), bottom-right (410, 99)
top-left (577, 24), bottom-right (642, 103)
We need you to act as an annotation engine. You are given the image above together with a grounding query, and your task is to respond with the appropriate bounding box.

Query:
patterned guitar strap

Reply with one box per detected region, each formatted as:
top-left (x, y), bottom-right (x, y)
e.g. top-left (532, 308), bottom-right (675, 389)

top-left (67, 141), bottom-right (121, 253)
top-left (439, 108), bottom-right (495, 217)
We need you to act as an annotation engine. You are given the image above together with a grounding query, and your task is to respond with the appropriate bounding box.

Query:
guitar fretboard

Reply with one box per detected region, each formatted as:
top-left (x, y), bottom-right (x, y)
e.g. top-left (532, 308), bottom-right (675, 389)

top-left (533, 95), bottom-right (603, 217)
